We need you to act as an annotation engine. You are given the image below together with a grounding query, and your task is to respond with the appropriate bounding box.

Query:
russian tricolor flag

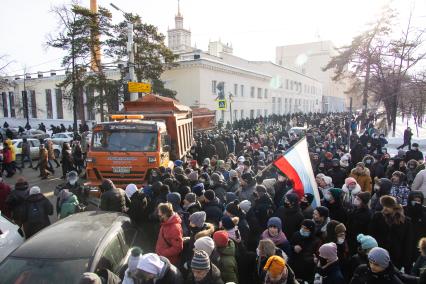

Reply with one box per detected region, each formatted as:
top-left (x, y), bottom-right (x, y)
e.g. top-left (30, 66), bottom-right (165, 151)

top-left (274, 137), bottom-right (321, 208)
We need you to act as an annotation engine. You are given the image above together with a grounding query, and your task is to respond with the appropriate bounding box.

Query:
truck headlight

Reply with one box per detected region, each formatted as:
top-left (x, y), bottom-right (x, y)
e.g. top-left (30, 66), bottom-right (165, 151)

top-left (86, 157), bottom-right (96, 163)
top-left (148, 156), bottom-right (156, 163)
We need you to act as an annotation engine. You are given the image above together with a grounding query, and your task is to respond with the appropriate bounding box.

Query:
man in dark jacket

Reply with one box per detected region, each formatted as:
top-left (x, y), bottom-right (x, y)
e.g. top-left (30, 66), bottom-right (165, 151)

top-left (405, 143), bottom-right (424, 162)
top-left (6, 177), bottom-right (30, 226)
top-left (275, 193), bottom-right (304, 239)
top-left (397, 127), bottom-right (413, 150)
top-left (0, 177), bottom-right (12, 218)
top-left (20, 138), bottom-right (33, 168)
top-left (251, 185), bottom-right (276, 232)
top-left (99, 179), bottom-right (126, 213)
top-left (22, 186), bottom-right (53, 238)
top-left (202, 190), bottom-right (223, 226)
top-left (346, 192), bottom-right (372, 254)
top-left (134, 253), bottom-right (184, 284)
top-left (350, 247), bottom-right (418, 284)
top-left (186, 250), bottom-right (224, 284)
top-left (328, 159), bottom-right (347, 188)
top-left (404, 191), bottom-right (426, 269)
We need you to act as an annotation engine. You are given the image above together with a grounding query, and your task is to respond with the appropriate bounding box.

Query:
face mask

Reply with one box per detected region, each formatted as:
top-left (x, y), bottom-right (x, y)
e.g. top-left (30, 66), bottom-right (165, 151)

top-left (411, 201), bottom-right (421, 207)
top-left (365, 159), bottom-right (372, 164)
top-left (300, 229), bottom-right (310, 237)
top-left (316, 148), bottom-right (320, 153)
top-left (337, 237), bottom-right (345, 244)
top-left (319, 256), bottom-right (328, 266)
top-left (388, 161), bottom-right (394, 166)
top-left (348, 185), bottom-right (356, 191)
top-left (324, 193), bottom-right (332, 201)
top-left (69, 180), bottom-right (76, 186)
top-left (152, 172), bottom-right (158, 177)
top-left (374, 184), bottom-right (380, 191)
top-left (367, 144), bottom-right (371, 147)
top-left (413, 147), bottom-right (418, 151)
top-left (278, 176), bottom-right (285, 182)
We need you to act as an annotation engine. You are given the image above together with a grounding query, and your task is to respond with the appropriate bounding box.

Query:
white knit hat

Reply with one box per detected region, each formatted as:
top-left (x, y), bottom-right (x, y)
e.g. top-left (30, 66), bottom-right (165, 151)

top-left (125, 184), bottom-right (138, 199)
top-left (127, 247), bottom-right (142, 272)
top-left (137, 253), bottom-right (165, 276)
top-left (29, 186), bottom-right (41, 195)
top-left (194, 236), bottom-right (215, 256)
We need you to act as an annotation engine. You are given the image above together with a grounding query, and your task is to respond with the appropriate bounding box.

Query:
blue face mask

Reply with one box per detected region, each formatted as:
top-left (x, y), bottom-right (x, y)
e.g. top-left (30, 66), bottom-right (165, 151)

top-left (300, 229), bottom-right (310, 237)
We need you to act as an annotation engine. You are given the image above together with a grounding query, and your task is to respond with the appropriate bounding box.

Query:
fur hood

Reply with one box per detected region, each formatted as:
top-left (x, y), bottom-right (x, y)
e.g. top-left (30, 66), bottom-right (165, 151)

top-left (350, 166), bottom-right (370, 177)
top-left (195, 222), bottom-right (215, 240)
top-left (342, 183), bottom-right (362, 196)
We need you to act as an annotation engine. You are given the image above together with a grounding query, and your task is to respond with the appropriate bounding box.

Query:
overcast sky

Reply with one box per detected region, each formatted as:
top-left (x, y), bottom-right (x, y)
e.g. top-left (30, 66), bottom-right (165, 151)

top-left (1, 0), bottom-right (424, 75)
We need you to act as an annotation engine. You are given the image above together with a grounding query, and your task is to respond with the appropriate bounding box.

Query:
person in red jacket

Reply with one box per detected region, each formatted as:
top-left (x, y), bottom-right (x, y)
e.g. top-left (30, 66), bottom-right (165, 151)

top-left (156, 202), bottom-right (184, 266)
top-left (0, 177), bottom-right (12, 217)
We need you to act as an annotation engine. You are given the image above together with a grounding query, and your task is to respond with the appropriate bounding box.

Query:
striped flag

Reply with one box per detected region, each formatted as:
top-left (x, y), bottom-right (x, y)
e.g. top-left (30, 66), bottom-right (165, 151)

top-left (273, 137), bottom-right (321, 208)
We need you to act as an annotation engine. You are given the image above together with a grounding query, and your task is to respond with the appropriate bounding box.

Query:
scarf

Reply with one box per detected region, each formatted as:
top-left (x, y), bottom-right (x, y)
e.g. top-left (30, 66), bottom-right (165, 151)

top-left (262, 229), bottom-right (287, 246)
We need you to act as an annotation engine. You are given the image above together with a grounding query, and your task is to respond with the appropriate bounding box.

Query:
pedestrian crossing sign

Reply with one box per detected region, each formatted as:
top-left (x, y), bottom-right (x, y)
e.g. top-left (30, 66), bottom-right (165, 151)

top-left (218, 99), bottom-right (227, 110)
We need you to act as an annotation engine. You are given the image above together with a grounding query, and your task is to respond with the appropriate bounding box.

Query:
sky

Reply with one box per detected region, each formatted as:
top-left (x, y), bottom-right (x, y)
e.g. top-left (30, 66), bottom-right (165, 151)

top-left (1, 0), bottom-right (425, 76)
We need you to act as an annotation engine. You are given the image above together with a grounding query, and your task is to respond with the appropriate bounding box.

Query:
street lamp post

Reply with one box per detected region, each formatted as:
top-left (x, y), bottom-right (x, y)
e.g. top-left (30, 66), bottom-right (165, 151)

top-left (110, 3), bottom-right (137, 101)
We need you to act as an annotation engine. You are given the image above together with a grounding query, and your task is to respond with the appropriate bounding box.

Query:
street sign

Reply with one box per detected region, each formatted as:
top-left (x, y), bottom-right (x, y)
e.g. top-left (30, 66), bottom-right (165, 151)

top-left (218, 99), bottom-right (227, 110)
top-left (128, 82), bottom-right (151, 93)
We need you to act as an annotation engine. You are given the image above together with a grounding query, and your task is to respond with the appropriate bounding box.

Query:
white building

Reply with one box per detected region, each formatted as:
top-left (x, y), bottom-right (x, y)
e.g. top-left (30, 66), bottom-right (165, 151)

top-left (0, 7), bottom-right (324, 126)
top-left (276, 41), bottom-right (348, 112)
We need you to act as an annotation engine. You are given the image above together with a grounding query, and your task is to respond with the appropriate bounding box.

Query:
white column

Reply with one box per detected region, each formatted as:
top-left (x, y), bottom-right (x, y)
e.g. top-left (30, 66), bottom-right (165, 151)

top-left (52, 89), bottom-right (57, 119)
top-left (83, 90), bottom-right (88, 121)
top-left (6, 92), bottom-right (11, 118)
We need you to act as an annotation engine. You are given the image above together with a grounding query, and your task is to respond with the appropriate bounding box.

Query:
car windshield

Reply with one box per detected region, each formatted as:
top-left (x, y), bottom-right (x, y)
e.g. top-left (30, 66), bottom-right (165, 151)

top-left (0, 257), bottom-right (89, 284)
top-left (92, 130), bottom-right (158, 152)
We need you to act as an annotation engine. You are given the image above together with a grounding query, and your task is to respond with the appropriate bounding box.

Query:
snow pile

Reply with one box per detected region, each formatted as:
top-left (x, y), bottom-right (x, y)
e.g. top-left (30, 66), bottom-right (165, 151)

top-left (386, 117), bottom-right (426, 157)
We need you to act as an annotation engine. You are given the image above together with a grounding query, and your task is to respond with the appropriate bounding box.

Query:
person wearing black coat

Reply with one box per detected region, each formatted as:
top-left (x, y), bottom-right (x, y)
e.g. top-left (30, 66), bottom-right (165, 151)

top-left (22, 186), bottom-right (54, 238)
top-left (275, 193), bottom-right (304, 239)
top-left (202, 190), bottom-right (223, 226)
top-left (370, 178), bottom-right (392, 212)
top-left (324, 188), bottom-right (347, 224)
top-left (127, 190), bottom-right (149, 225)
top-left (327, 160), bottom-right (347, 188)
top-left (405, 143), bottom-right (424, 162)
top-left (290, 219), bottom-right (320, 283)
top-left (369, 195), bottom-right (413, 271)
top-left (347, 192), bottom-right (372, 254)
top-left (404, 191), bottom-right (426, 269)
top-left (99, 179), bottom-right (127, 213)
top-left (273, 175), bottom-right (293, 208)
top-left (5, 177), bottom-right (29, 226)
top-left (251, 185), bottom-right (275, 232)
top-left (60, 142), bottom-right (75, 179)
top-left (351, 143), bottom-right (366, 166)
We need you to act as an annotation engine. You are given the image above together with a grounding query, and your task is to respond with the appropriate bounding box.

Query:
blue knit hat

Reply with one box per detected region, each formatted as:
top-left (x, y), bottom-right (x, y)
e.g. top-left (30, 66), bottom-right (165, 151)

top-left (174, 160), bottom-right (183, 167)
top-left (267, 217), bottom-right (282, 232)
top-left (368, 247), bottom-right (390, 269)
top-left (192, 183), bottom-right (205, 197)
top-left (357, 234), bottom-right (378, 250)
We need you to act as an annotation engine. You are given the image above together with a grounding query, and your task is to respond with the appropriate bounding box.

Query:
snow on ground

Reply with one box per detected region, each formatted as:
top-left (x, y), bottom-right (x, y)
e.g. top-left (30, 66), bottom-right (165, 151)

top-left (385, 117), bottom-right (426, 157)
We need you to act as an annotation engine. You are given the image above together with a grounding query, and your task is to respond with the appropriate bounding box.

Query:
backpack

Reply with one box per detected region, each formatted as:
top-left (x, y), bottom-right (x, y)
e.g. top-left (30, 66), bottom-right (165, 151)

top-left (27, 202), bottom-right (45, 223)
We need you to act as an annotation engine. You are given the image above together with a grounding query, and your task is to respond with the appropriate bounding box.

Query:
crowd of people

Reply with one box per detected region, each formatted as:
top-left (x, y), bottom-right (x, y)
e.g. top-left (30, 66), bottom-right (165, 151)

top-left (1, 112), bottom-right (426, 284)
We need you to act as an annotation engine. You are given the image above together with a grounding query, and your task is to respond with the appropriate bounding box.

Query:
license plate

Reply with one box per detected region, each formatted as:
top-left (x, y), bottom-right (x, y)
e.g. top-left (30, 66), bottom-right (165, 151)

top-left (112, 167), bottom-right (131, 174)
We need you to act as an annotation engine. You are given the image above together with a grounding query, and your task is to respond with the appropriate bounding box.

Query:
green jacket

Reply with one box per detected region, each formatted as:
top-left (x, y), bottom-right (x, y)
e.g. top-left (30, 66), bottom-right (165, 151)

top-left (217, 240), bottom-right (238, 284)
top-left (60, 195), bottom-right (79, 219)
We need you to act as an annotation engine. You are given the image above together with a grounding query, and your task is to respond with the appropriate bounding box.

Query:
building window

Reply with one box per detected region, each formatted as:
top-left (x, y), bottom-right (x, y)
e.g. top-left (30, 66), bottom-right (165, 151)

top-left (286, 79), bottom-right (289, 89)
top-left (233, 109), bottom-right (238, 120)
top-left (55, 89), bottom-right (63, 119)
top-left (250, 87), bottom-right (255, 98)
top-left (240, 109), bottom-right (244, 119)
top-left (30, 90), bottom-right (37, 118)
top-left (264, 89), bottom-right (268, 99)
top-left (234, 84), bottom-right (238, 97)
top-left (212, 80), bottom-right (217, 94)
top-left (240, 85), bottom-right (244, 97)
top-left (250, 109), bottom-right (254, 119)
top-left (8, 92), bottom-right (15, 118)
top-left (45, 89), bottom-right (53, 119)
top-left (264, 109), bottom-right (268, 117)
top-left (1, 92), bottom-right (8, 117)
top-left (257, 88), bottom-right (262, 98)
top-left (257, 109), bottom-right (261, 117)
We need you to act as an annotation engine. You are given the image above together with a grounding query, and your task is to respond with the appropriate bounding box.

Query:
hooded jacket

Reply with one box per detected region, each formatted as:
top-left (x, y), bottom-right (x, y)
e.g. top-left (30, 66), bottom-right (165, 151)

top-left (22, 193), bottom-right (54, 238)
top-left (370, 178), bottom-right (392, 212)
top-left (155, 213), bottom-right (183, 265)
top-left (342, 183), bottom-right (362, 208)
top-left (99, 182), bottom-right (127, 213)
top-left (350, 167), bottom-right (372, 193)
top-left (152, 256), bottom-right (184, 284)
top-left (59, 194), bottom-right (79, 219)
top-left (5, 180), bottom-right (29, 224)
top-left (216, 240), bottom-right (238, 284)
top-left (412, 169), bottom-right (426, 197)
top-left (404, 191), bottom-right (426, 266)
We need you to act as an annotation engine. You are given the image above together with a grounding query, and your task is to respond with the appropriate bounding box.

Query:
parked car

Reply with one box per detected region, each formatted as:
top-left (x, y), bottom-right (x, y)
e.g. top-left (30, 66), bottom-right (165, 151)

top-left (51, 132), bottom-right (74, 146)
top-left (0, 211), bottom-right (143, 284)
top-left (0, 214), bottom-right (25, 263)
top-left (0, 128), bottom-right (19, 140)
top-left (18, 130), bottom-right (50, 140)
top-left (0, 139), bottom-right (61, 161)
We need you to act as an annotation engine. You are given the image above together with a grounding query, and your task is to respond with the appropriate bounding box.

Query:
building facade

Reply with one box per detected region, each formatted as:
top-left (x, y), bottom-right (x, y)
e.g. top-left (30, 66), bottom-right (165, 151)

top-left (276, 41), bottom-right (348, 112)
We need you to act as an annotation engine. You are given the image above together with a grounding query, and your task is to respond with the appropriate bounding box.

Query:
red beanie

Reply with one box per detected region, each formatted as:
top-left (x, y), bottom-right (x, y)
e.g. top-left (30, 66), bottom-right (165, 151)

top-left (213, 230), bottom-right (229, 248)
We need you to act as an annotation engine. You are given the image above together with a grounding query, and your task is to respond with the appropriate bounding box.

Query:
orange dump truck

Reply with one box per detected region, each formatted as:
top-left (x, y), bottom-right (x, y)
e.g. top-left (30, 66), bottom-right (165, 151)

top-left (85, 95), bottom-right (194, 188)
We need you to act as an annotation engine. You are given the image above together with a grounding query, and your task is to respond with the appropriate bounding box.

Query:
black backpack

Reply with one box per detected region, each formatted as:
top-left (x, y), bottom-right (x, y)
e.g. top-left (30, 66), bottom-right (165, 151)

top-left (27, 202), bottom-right (45, 223)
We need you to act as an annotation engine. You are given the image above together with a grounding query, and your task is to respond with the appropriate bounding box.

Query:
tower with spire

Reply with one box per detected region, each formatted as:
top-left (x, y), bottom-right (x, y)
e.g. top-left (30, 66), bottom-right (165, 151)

top-left (168, 0), bottom-right (192, 53)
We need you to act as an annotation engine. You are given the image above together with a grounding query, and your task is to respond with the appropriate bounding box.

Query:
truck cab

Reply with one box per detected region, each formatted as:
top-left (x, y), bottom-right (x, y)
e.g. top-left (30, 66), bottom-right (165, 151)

top-left (86, 95), bottom-right (193, 188)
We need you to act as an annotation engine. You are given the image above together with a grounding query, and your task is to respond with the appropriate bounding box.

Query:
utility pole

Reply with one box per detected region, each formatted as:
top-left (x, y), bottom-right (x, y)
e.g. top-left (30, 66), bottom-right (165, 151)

top-left (229, 93), bottom-right (233, 128)
top-left (110, 3), bottom-right (137, 101)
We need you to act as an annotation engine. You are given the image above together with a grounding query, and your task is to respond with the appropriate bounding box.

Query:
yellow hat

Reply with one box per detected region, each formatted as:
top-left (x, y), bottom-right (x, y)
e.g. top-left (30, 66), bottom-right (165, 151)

top-left (263, 255), bottom-right (286, 278)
